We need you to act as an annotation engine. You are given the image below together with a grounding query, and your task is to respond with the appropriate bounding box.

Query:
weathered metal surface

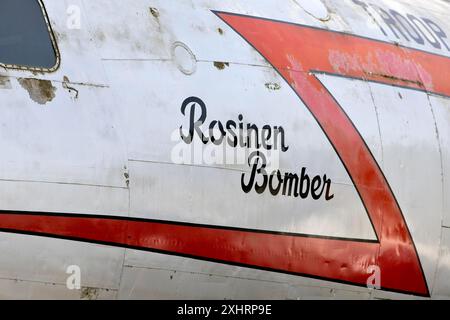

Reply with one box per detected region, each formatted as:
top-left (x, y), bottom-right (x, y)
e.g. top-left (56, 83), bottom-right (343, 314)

top-left (0, 0), bottom-right (447, 299)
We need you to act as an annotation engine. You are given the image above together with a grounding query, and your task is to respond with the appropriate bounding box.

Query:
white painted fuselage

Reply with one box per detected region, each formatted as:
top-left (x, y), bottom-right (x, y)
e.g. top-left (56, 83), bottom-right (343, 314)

top-left (0, 0), bottom-right (449, 299)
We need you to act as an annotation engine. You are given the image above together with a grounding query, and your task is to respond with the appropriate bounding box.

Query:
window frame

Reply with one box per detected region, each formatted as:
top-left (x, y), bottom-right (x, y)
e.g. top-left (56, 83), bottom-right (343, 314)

top-left (0, 0), bottom-right (61, 73)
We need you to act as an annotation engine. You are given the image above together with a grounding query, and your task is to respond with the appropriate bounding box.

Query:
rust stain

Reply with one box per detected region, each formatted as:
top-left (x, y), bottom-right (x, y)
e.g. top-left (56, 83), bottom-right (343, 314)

top-left (0, 76), bottom-right (11, 89)
top-left (213, 61), bottom-right (229, 70)
top-left (18, 78), bottom-right (56, 105)
top-left (364, 71), bottom-right (424, 87)
top-left (80, 287), bottom-right (99, 300)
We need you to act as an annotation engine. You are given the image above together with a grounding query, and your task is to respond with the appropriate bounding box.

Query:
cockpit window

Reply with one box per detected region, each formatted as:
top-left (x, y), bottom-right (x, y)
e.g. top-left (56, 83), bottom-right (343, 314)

top-left (0, 0), bottom-right (59, 71)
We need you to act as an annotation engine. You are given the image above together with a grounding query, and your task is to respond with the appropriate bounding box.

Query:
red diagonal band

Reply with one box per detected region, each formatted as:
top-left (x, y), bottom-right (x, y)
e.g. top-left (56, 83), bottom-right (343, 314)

top-left (213, 12), bottom-right (448, 296)
top-left (0, 12), bottom-right (446, 297)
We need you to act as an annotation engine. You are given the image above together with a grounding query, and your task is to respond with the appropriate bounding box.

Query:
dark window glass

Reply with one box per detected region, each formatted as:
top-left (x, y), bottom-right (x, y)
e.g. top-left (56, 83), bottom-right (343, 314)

top-left (0, 0), bottom-right (57, 69)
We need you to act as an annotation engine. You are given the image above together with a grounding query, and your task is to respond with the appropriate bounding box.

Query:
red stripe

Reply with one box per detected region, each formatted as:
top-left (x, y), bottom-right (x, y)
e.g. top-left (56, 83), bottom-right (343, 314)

top-left (0, 13), bottom-right (445, 297)
top-left (214, 12), bottom-right (439, 296)
top-left (0, 213), bottom-right (377, 285)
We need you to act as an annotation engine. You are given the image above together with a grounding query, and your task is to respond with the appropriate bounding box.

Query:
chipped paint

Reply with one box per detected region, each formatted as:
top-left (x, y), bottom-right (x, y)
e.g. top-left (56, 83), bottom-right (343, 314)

top-left (62, 76), bottom-right (79, 99)
top-left (293, 0), bottom-right (330, 21)
top-left (265, 82), bottom-right (281, 90)
top-left (80, 287), bottom-right (100, 300)
top-left (18, 78), bottom-right (56, 105)
top-left (149, 7), bottom-right (160, 19)
top-left (327, 48), bottom-right (434, 90)
top-left (213, 61), bottom-right (229, 70)
top-left (123, 166), bottom-right (130, 188)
